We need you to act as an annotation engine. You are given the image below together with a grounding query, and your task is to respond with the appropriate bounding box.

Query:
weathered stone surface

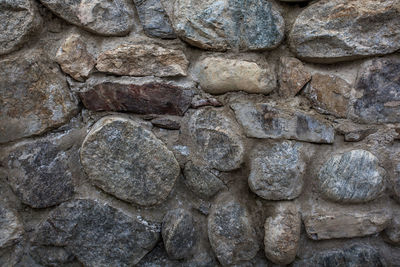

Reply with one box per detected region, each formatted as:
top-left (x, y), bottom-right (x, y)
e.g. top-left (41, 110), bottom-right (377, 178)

top-left (31, 199), bottom-right (160, 266)
top-left (304, 73), bottom-right (351, 118)
top-left (191, 94), bottom-right (222, 108)
top-left (30, 246), bottom-right (75, 266)
top-left (0, 50), bottom-right (78, 144)
top-left (194, 57), bottom-right (276, 94)
top-left (134, 0), bottom-right (176, 38)
top-left (162, 209), bottom-right (196, 259)
top-left (0, 0), bottom-right (41, 55)
top-left (151, 116), bottom-right (181, 130)
top-left (290, 0), bottom-right (400, 63)
top-left (0, 206), bottom-right (23, 249)
top-left (96, 44), bottom-right (188, 77)
top-left (278, 56), bottom-right (311, 98)
top-left (392, 159), bottom-right (400, 202)
top-left (80, 116), bottom-right (180, 206)
top-left (38, 0), bottom-right (135, 36)
top-left (170, 0), bottom-right (284, 51)
top-left (264, 202), bottom-right (300, 265)
top-left (249, 141), bottom-right (305, 200)
top-left (208, 194), bottom-right (259, 266)
top-left (55, 34), bottom-right (95, 81)
top-left (353, 57), bottom-right (400, 123)
top-left (318, 150), bottom-right (385, 203)
top-left (231, 102), bottom-right (334, 143)
top-left (384, 209), bottom-right (400, 245)
top-left (183, 161), bottom-right (225, 199)
top-left (188, 108), bottom-right (244, 171)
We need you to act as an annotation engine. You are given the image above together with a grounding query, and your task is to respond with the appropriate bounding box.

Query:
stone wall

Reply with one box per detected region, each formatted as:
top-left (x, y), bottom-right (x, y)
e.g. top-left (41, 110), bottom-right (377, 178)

top-left (0, 0), bottom-right (400, 266)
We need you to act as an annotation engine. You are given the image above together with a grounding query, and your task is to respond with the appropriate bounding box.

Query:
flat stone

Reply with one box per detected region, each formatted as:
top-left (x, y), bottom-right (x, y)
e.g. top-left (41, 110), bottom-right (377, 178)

top-left (134, 0), bottom-right (176, 38)
top-left (162, 209), bottom-right (196, 259)
top-left (231, 102), bottom-right (334, 143)
top-left (170, 0), bottom-right (284, 51)
top-left (80, 116), bottom-right (180, 206)
top-left (55, 34), bottom-right (95, 82)
top-left (289, 0), bottom-right (400, 63)
top-left (304, 73), bottom-right (351, 118)
top-left (0, 0), bottom-right (41, 55)
top-left (353, 57), bottom-right (400, 123)
top-left (31, 199), bottom-right (160, 266)
top-left (249, 141), bottom-right (305, 200)
top-left (0, 206), bottom-right (23, 249)
top-left (278, 56), bottom-right (311, 98)
top-left (194, 57), bottom-right (276, 94)
top-left (96, 44), bottom-right (188, 77)
top-left (38, 0), bottom-right (135, 36)
top-left (208, 194), bottom-right (259, 266)
top-left (188, 107), bottom-right (244, 171)
top-left (191, 95), bottom-right (222, 109)
top-left (183, 161), bottom-right (226, 199)
top-left (0, 50), bottom-right (78, 144)
top-left (264, 202), bottom-right (301, 265)
top-left (318, 150), bottom-right (385, 203)
top-left (151, 116), bottom-right (181, 130)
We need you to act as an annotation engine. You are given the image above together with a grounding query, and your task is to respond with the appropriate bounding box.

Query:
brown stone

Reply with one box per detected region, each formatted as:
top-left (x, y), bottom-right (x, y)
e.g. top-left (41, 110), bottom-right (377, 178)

top-left (278, 57), bottom-right (311, 98)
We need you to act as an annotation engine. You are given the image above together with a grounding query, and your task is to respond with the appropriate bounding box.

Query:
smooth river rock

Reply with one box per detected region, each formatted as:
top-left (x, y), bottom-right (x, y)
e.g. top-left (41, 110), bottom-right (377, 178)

top-left (290, 0), bottom-right (400, 63)
top-left (170, 0), bottom-right (284, 51)
top-left (249, 141), bottom-right (305, 200)
top-left (278, 56), bottom-right (311, 98)
top-left (38, 0), bottom-right (135, 36)
top-left (318, 150), bottom-right (385, 203)
top-left (80, 116), bottom-right (180, 206)
top-left (0, 206), bottom-right (23, 249)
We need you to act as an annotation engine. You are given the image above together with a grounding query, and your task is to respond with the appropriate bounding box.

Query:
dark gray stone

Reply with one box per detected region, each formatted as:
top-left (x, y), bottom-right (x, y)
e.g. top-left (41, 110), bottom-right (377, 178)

top-left (0, 206), bottom-right (23, 249)
top-left (30, 246), bottom-right (75, 267)
top-left (151, 116), bottom-right (181, 130)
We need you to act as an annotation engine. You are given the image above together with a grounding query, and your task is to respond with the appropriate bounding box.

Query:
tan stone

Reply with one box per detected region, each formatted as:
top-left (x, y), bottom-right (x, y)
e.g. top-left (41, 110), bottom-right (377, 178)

top-left (278, 57), bottom-right (311, 98)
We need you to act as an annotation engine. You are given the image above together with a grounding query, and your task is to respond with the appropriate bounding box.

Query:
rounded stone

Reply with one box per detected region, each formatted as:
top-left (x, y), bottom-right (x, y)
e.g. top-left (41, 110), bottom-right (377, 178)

top-left (80, 116), bottom-right (180, 206)
top-left (318, 149), bottom-right (385, 203)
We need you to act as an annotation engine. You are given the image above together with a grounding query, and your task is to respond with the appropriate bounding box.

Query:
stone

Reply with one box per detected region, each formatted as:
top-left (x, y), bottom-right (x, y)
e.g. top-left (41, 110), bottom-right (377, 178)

top-left (30, 246), bottom-right (75, 266)
top-left (134, 0), bottom-right (176, 38)
top-left (31, 199), bottom-right (160, 266)
top-left (304, 73), bottom-right (351, 118)
top-left (151, 116), bottom-right (181, 130)
top-left (208, 194), bottom-right (259, 266)
top-left (188, 107), bottom-right (244, 171)
top-left (96, 44), bottom-right (188, 77)
top-left (55, 34), bottom-right (95, 82)
top-left (191, 95), bottom-right (222, 108)
top-left (38, 0), bottom-right (135, 36)
top-left (318, 150), bottom-right (385, 203)
top-left (278, 56), bottom-right (311, 98)
top-left (264, 202), bottom-right (300, 265)
top-left (249, 141), bottom-right (305, 200)
top-left (162, 209), bottom-right (196, 259)
top-left (194, 57), bottom-right (276, 94)
top-left (384, 209), bottom-right (400, 245)
top-left (170, 0), bottom-right (284, 51)
top-left (183, 161), bottom-right (226, 199)
top-left (0, 206), bottom-right (23, 249)
top-left (353, 57), bottom-right (400, 123)
top-left (289, 0), bottom-right (400, 63)
top-left (0, 0), bottom-right (41, 55)
top-left (0, 50), bottom-right (78, 144)
top-left (231, 102), bottom-right (334, 143)
top-left (392, 159), bottom-right (400, 202)
top-left (80, 116), bottom-right (180, 206)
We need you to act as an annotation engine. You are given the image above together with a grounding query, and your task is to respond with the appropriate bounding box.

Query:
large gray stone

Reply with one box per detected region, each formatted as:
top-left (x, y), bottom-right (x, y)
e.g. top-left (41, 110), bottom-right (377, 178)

top-left (0, 206), bottom-right (23, 249)
top-left (38, 0), bottom-right (135, 36)
top-left (289, 0), bottom-right (400, 63)
top-left (31, 199), bottom-right (160, 267)
top-left (249, 141), bottom-right (305, 200)
top-left (80, 116), bottom-right (180, 206)
top-left (318, 150), bottom-right (385, 203)
top-left (170, 0), bottom-right (284, 51)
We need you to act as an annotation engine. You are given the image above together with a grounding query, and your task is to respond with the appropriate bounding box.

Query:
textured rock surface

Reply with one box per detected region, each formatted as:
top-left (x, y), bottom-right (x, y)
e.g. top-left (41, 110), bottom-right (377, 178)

top-left (96, 44), bottom-right (188, 77)
top-left (170, 0), bottom-right (284, 51)
top-left (0, 50), bottom-right (78, 144)
top-left (264, 202), bottom-right (300, 265)
top-left (151, 116), bottom-right (181, 130)
top-left (249, 141), bottom-right (305, 200)
top-left (278, 56), bottom-right (311, 98)
top-left (0, 206), bottom-right (23, 249)
top-left (162, 209), bottom-right (196, 259)
top-left (290, 0), bottom-right (400, 63)
top-left (31, 199), bottom-right (160, 266)
top-left (318, 150), bottom-right (385, 203)
top-left (194, 57), bottom-right (276, 94)
top-left (231, 102), bottom-right (334, 143)
top-left (38, 0), bottom-right (135, 36)
top-left (55, 34), bottom-right (95, 81)
top-left (353, 57), bottom-right (400, 123)
top-left (0, 0), bottom-right (41, 55)
top-left (208, 194), bottom-right (259, 266)
top-left (384, 208), bottom-right (400, 245)
top-left (80, 116), bottom-right (180, 206)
